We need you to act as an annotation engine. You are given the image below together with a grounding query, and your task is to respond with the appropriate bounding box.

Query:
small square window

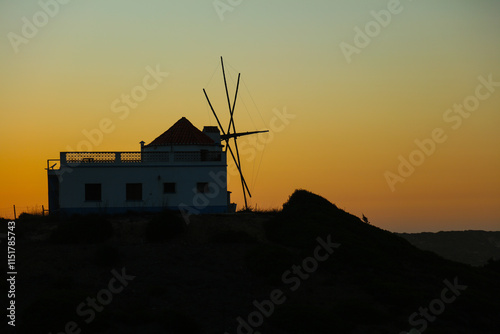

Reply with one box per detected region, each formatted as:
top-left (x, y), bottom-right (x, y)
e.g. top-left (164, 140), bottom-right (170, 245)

top-left (126, 183), bottom-right (142, 201)
top-left (197, 182), bottom-right (209, 194)
top-left (85, 184), bottom-right (101, 201)
top-left (163, 182), bottom-right (176, 194)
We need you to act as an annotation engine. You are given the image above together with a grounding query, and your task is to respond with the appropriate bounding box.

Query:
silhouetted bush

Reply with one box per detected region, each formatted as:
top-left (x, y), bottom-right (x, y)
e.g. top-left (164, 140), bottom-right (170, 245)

top-left (145, 211), bottom-right (186, 242)
top-left (50, 214), bottom-right (113, 244)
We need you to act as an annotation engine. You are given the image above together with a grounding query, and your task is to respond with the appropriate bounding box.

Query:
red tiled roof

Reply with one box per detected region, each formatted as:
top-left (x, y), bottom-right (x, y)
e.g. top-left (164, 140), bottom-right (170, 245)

top-left (146, 117), bottom-right (215, 146)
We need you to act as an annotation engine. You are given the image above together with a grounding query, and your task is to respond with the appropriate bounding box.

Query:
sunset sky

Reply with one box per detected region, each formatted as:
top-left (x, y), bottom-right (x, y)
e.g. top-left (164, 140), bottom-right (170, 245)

top-left (1, 0), bottom-right (499, 232)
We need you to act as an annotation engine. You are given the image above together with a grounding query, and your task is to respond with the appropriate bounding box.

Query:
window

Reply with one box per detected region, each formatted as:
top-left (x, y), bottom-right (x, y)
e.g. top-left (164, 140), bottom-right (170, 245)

top-left (163, 182), bottom-right (176, 194)
top-left (126, 183), bottom-right (142, 201)
top-left (197, 182), bottom-right (209, 194)
top-left (85, 184), bottom-right (101, 201)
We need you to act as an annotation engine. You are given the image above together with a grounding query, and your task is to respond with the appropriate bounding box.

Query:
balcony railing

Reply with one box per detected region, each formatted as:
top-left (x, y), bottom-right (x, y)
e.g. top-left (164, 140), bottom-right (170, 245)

top-left (54, 151), bottom-right (224, 166)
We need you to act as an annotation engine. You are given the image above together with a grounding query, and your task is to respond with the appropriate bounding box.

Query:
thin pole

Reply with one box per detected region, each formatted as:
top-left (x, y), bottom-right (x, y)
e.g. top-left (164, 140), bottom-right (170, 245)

top-left (224, 72), bottom-right (248, 209)
top-left (203, 89), bottom-right (252, 196)
top-left (13, 205), bottom-right (16, 220)
top-left (226, 73), bottom-right (241, 135)
top-left (221, 57), bottom-right (233, 118)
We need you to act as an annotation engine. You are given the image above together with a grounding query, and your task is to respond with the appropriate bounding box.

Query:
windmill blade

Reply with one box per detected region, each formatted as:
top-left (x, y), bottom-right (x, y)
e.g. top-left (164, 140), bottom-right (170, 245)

top-left (205, 58), bottom-right (262, 210)
top-left (221, 57), bottom-right (233, 123)
top-left (230, 117), bottom-right (249, 208)
top-left (221, 130), bottom-right (269, 141)
top-left (226, 73), bottom-right (240, 136)
top-left (220, 63), bottom-right (247, 204)
top-left (234, 138), bottom-right (250, 205)
top-left (203, 89), bottom-right (252, 197)
top-left (203, 89), bottom-right (225, 132)
top-left (227, 142), bottom-right (252, 200)
top-left (223, 72), bottom-right (249, 206)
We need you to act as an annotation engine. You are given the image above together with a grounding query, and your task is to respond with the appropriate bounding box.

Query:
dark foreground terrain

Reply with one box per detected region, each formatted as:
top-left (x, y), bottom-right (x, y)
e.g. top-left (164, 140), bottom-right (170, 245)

top-left (2, 190), bottom-right (500, 333)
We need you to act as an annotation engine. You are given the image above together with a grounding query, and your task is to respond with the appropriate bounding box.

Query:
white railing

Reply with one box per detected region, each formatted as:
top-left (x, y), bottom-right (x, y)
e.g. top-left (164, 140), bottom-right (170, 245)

top-left (56, 151), bottom-right (223, 165)
top-left (65, 152), bottom-right (117, 164)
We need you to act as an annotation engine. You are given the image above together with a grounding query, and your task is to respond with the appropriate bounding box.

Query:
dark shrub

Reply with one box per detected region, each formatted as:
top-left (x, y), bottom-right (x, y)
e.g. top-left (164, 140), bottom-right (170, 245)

top-left (145, 211), bottom-right (186, 242)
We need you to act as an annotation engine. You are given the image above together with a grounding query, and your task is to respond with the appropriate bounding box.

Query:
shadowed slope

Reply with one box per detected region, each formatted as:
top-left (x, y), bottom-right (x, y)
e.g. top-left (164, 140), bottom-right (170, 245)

top-left (262, 189), bottom-right (500, 333)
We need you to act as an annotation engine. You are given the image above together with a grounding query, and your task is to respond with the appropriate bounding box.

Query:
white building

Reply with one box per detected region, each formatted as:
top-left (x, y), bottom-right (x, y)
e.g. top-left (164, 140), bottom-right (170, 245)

top-left (47, 117), bottom-right (231, 215)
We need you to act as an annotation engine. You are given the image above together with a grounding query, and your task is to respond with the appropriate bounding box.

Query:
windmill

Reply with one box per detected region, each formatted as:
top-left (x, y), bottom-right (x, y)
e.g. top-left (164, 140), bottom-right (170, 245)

top-left (203, 57), bottom-right (268, 211)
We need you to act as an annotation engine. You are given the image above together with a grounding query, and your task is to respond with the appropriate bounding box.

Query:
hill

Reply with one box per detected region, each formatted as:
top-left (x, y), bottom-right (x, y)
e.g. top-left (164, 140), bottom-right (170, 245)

top-left (2, 189), bottom-right (499, 333)
top-left (398, 231), bottom-right (500, 266)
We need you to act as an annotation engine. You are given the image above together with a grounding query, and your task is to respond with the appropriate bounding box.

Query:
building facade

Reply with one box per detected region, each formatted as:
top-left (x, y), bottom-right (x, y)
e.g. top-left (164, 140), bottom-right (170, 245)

top-left (47, 117), bottom-right (231, 215)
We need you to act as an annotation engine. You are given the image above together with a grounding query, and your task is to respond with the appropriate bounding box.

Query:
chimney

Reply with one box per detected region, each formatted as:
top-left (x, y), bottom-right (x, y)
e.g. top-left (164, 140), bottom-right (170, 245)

top-left (203, 126), bottom-right (221, 145)
top-left (140, 141), bottom-right (145, 151)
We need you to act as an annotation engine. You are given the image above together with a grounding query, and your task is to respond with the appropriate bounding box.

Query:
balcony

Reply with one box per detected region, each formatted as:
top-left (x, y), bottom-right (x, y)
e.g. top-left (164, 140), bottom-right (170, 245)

top-left (47, 151), bottom-right (224, 169)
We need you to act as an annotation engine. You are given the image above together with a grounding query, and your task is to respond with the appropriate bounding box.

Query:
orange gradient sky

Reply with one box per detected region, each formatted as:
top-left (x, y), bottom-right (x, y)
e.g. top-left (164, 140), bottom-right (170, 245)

top-left (1, 0), bottom-right (499, 232)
